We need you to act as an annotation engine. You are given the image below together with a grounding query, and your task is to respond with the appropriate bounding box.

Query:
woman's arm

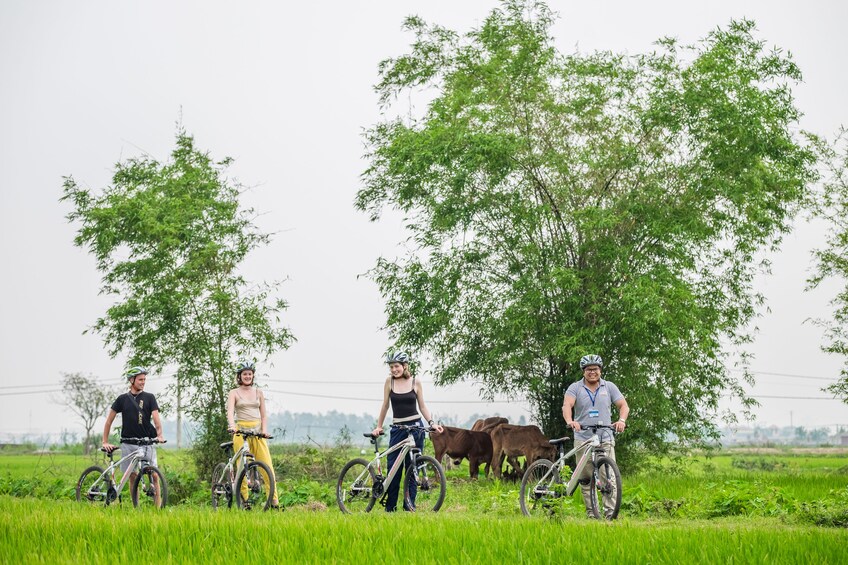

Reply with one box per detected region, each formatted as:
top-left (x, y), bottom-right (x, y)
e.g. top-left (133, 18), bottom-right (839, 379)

top-left (258, 389), bottom-right (269, 436)
top-left (226, 390), bottom-right (237, 431)
top-left (415, 380), bottom-right (443, 433)
top-left (372, 378), bottom-right (391, 435)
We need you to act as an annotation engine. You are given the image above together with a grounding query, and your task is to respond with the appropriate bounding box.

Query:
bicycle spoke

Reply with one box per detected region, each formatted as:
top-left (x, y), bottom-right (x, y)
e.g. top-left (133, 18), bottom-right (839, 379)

top-left (520, 459), bottom-right (562, 517)
top-left (404, 455), bottom-right (446, 512)
top-left (337, 458), bottom-right (377, 514)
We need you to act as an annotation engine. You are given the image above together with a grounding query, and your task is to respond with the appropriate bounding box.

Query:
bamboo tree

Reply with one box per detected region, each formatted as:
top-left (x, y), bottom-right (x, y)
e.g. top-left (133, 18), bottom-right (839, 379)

top-left (357, 0), bottom-right (818, 465)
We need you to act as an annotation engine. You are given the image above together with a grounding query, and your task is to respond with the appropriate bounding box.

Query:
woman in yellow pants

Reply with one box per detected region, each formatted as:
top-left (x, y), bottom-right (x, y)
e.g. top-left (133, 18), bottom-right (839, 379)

top-left (226, 360), bottom-right (279, 509)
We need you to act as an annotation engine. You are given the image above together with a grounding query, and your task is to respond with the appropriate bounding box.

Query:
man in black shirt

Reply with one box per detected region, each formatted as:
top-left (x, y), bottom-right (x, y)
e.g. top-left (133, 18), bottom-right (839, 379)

top-left (102, 367), bottom-right (165, 484)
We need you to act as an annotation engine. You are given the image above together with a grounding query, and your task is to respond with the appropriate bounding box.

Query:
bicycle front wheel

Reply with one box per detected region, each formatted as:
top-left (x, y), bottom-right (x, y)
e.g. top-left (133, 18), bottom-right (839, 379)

top-left (589, 456), bottom-right (622, 520)
top-left (211, 462), bottom-right (234, 510)
top-left (336, 458), bottom-right (377, 514)
top-left (131, 465), bottom-right (168, 509)
top-left (235, 461), bottom-right (275, 511)
top-left (76, 466), bottom-right (109, 505)
top-left (520, 459), bottom-right (562, 517)
top-left (404, 455), bottom-right (446, 512)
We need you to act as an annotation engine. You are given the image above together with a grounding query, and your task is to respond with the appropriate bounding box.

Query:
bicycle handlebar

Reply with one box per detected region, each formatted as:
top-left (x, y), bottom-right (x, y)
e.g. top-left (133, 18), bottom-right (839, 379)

top-left (363, 424), bottom-right (437, 442)
top-left (228, 429), bottom-right (273, 439)
top-left (121, 437), bottom-right (167, 445)
top-left (584, 424), bottom-right (617, 432)
top-left (100, 437), bottom-right (165, 455)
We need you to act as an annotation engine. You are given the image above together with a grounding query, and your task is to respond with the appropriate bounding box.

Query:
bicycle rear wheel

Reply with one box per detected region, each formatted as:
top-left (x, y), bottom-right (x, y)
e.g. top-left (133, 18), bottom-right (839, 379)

top-left (235, 461), bottom-right (275, 511)
top-left (76, 466), bottom-right (109, 505)
top-left (520, 458), bottom-right (565, 517)
top-left (131, 465), bottom-right (168, 509)
top-left (589, 456), bottom-right (622, 520)
top-left (404, 455), bottom-right (446, 512)
top-left (336, 458), bottom-right (377, 514)
top-left (211, 462), bottom-right (234, 510)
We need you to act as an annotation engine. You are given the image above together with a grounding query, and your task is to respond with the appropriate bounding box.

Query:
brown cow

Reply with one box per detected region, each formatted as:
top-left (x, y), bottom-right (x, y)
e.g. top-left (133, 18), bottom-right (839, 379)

top-left (471, 416), bottom-right (509, 433)
top-left (430, 426), bottom-right (494, 479)
top-left (489, 424), bottom-right (556, 479)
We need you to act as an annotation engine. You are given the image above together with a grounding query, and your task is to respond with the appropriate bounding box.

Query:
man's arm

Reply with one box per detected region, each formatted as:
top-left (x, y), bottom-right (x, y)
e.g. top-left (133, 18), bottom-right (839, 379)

top-left (613, 397), bottom-right (629, 433)
top-left (562, 394), bottom-right (581, 431)
top-left (151, 409), bottom-right (165, 441)
top-left (102, 409), bottom-right (118, 450)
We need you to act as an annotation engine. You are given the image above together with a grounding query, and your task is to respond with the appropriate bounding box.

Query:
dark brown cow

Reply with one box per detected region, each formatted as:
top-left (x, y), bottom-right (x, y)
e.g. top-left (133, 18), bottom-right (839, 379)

top-left (470, 416), bottom-right (509, 433)
top-left (430, 426), bottom-right (494, 479)
top-left (489, 424), bottom-right (556, 479)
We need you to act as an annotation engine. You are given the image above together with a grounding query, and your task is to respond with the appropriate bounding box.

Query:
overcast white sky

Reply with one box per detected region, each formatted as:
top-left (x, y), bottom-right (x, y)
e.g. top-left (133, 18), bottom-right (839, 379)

top-left (2, 0), bottom-right (847, 441)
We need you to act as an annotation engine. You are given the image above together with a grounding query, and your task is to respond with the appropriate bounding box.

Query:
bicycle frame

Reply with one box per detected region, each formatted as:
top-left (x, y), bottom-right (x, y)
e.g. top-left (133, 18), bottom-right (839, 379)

top-left (217, 440), bottom-right (256, 491)
top-left (86, 444), bottom-right (155, 503)
top-left (348, 426), bottom-right (421, 501)
top-left (538, 426), bottom-right (615, 497)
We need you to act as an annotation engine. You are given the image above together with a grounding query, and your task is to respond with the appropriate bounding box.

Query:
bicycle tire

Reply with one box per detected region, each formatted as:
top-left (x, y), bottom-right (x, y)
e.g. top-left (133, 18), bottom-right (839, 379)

top-left (404, 454), bottom-right (446, 512)
top-left (75, 465), bottom-right (109, 505)
top-left (211, 462), bottom-right (234, 510)
top-left (131, 465), bottom-right (168, 509)
top-left (589, 455), bottom-right (622, 520)
top-left (520, 459), bottom-right (564, 517)
top-left (235, 461), bottom-right (275, 511)
top-left (336, 458), bottom-right (377, 514)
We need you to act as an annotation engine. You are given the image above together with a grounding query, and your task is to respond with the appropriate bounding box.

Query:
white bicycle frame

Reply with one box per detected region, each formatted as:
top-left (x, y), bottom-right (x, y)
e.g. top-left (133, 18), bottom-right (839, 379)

top-left (86, 447), bottom-right (154, 501)
top-left (350, 433), bottom-right (418, 498)
top-left (217, 440), bottom-right (256, 491)
top-left (536, 428), bottom-right (615, 497)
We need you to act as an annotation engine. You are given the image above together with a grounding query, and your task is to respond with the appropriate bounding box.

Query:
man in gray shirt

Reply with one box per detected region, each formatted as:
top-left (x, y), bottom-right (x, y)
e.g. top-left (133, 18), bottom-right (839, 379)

top-left (562, 354), bottom-right (629, 518)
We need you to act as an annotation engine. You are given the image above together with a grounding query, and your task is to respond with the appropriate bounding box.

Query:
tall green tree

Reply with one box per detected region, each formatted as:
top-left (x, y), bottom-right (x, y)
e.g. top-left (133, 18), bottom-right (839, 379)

top-left (356, 0), bottom-right (818, 464)
top-left (62, 129), bottom-right (293, 473)
top-left (808, 131), bottom-right (848, 403)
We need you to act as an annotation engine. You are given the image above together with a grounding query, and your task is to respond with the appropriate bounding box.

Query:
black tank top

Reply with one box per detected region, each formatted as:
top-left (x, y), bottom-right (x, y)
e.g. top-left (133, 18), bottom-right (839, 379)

top-left (389, 377), bottom-right (418, 420)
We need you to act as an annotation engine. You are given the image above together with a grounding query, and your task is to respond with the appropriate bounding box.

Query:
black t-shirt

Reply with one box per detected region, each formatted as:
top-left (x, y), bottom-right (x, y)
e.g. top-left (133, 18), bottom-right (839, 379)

top-left (111, 391), bottom-right (159, 440)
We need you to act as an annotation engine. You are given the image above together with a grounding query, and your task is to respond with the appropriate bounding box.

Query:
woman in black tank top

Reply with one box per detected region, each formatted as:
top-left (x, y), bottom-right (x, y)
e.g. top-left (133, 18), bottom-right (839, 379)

top-left (371, 352), bottom-right (444, 512)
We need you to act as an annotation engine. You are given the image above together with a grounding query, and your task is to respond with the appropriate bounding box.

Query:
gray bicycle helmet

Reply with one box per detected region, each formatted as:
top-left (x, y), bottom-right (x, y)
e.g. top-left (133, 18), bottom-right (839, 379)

top-left (386, 352), bottom-right (411, 364)
top-left (579, 354), bottom-right (603, 370)
top-left (235, 360), bottom-right (255, 375)
top-left (125, 366), bottom-right (148, 380)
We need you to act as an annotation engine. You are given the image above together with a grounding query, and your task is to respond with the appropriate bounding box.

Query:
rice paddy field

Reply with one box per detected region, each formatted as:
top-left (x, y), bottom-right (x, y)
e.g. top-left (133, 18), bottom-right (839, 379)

top-left (1, 446), bottom-right (846, 563)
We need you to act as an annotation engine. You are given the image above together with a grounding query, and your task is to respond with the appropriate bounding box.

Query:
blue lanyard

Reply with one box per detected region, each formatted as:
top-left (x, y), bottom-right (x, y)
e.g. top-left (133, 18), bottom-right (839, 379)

top-left (583, 385), bottom-right (600, 407)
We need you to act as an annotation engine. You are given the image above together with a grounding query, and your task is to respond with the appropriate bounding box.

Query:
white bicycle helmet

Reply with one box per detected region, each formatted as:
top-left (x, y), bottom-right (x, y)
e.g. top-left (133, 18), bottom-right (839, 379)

top-left (579, 354), bottom-right (603, 370)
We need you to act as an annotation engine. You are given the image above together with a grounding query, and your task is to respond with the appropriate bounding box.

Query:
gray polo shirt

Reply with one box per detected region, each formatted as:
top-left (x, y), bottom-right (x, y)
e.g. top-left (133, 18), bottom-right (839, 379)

top-left (564, 378), bottom-right (624, 442)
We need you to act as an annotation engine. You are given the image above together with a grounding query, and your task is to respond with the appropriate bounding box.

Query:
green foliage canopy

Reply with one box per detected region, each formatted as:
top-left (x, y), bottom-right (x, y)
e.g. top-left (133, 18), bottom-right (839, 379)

top-left (62, 130), bottom-right (293, 469)
top-left (808, 131), bottom-right (848, 403)
top-left (356, 1), bottom-right (818, 459)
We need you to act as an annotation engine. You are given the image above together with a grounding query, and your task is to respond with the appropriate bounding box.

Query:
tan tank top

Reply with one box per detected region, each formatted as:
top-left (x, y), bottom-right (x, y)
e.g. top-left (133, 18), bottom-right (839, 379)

top-left (234, 390), bottom-right (261, 422)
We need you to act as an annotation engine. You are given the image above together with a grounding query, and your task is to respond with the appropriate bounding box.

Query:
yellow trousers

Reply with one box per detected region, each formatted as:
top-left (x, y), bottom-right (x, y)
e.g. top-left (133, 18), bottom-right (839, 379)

top-left (233, 421), bottom-right (278, 505)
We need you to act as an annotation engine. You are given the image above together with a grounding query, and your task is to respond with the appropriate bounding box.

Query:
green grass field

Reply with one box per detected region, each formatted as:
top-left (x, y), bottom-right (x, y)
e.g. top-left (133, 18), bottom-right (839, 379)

top-left (1, 497), bottom-right (846, 564)
top-left (1, 447), bottom-right (846, 563)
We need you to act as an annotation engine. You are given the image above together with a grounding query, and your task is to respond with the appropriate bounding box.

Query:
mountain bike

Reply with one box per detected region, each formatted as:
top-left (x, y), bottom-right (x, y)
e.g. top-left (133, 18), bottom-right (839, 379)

top-left (519, 424), bottom-right (622, 520)
top-left (75, 438), bottom-right (168, 509)
top-left (210, 429), bottom-right (276, 511)
top-left (336, 424), bottom-right (446, 514)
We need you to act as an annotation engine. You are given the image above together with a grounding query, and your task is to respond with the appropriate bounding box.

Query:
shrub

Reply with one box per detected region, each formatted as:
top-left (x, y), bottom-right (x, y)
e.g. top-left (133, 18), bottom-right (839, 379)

top-left (795, 488), bottom-right (848, 527)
